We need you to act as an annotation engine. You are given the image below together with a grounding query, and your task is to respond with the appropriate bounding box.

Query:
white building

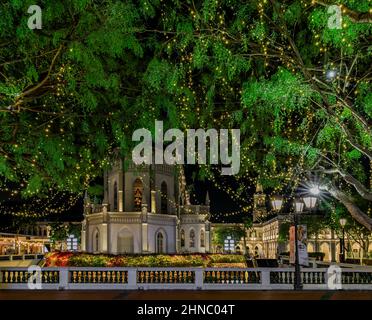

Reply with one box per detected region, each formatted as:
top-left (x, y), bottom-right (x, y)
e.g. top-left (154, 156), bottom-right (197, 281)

top-left (81, 158), bottom-right (211, 254)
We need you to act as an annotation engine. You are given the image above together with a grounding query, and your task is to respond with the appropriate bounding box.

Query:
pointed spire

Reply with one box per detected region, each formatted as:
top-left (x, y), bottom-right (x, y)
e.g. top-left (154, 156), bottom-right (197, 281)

top-left (84, 190), bottom-right (90, 204)
top-left (256, 183), bottom-right (263, 193)
top-left (205, 191), bottom-right (210, 206)
top-left (102, 190), bottom-right (108, 205)
top-left (103, 170), bottom-right (108, 205)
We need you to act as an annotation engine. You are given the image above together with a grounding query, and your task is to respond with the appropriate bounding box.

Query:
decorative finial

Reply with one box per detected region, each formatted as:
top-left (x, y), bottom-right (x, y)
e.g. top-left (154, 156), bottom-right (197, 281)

top-left (84, 190), bottom-right (90, 204)
top-left (205, 191), bottom-right (210, 206)
top-left (256, 183), bottom-right (263, 193)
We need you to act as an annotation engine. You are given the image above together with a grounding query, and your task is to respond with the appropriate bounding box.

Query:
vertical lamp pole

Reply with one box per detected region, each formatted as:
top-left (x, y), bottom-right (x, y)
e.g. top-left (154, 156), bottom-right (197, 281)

top-left (296, 192), bottom-right (318, 291)
top-left (272, 189), bottom-right (319, 291)
top-left (294, 199), bottom-right (304, 291)
top-left (339, 218), bottom-right (347, 263)
top-left (271, 195), bottom-right (283, 259)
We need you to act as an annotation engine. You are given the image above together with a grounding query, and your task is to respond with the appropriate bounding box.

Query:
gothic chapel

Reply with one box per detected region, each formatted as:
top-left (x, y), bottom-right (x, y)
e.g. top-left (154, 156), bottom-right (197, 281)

top-left (81, 158), bottom-right (211, 254)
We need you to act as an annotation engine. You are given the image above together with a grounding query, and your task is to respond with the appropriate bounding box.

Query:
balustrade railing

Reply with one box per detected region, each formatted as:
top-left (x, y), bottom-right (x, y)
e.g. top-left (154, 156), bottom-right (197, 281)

top-left (0, 267), bottom-right (371, 290)
top-left (1, 269), bottom-right (59, 284)
top-left (137, 270), bottom-right (194, 284)
top-left (204, 270), bottom-right (261, 284)
top-left (270, 270), bottom-right (326, 285)
top-left (342, 271), bottom-right (372, 284)
top-left (70, 270), bottom-right (128, 284)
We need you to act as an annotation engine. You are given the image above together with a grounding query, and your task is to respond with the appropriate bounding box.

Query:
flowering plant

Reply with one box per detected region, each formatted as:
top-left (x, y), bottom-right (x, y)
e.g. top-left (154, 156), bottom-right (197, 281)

top-left (44, 252), bottom-right (246, 268)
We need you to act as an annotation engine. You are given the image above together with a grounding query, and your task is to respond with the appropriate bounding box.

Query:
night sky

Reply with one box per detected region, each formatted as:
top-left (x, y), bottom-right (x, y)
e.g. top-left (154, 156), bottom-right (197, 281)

top-left (0, 165), bottom-right (254, 231)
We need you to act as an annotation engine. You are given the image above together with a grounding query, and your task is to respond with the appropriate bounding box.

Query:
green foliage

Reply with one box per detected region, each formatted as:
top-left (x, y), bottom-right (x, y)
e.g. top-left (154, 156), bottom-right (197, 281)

top-left (0, 0), bottom-right (371, 229)
top-left (46, 252), bottom-right (245, 267)
top-left (49, 222), bottom-right (69, 243)
top-left (213, 225), bottom-right (245, 246)
top-left (49, 222), bottom-right (80, 243)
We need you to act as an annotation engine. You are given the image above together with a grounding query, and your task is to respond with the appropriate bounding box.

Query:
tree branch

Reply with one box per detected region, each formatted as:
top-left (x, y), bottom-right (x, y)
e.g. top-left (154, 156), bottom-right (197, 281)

top-left (323, 168), bottom-right (372, 201)
top-left (328, 186), bottom-right (372, 231)
top-left (338, 122), bottom-right (372, 161)
top-left (12, 45), bottom-right (64, 111)
top-left (314, 1), bottom-right (372, 23)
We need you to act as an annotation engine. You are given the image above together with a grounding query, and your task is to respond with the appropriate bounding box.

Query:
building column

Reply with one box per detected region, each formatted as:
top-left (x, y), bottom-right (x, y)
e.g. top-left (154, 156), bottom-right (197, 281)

top-left (151, 190), bottom-right (156, 214)
top-left (107, 222), bottom-right (111, 253)
top-left (330, 230), bottom-right (336, 262)
top-left (142, 223), bottom-right (148, 252)
top-left (101, 223), bottom-right (108, 253)
top-left (205, 232), bottom-right (211, 253)
top-left (81, 228), bottom-right (86, 251)
top-left (204, 222), bottom-right (211, 253)
top-left (118, 169), bottom-right (124, 212)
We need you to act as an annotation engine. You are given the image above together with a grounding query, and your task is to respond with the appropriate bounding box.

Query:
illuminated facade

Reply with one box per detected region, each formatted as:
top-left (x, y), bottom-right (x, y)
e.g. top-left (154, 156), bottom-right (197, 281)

top-left (227, 185), bottom-right (372, 262)
top-left (81, 159), bottom-right (211, 254)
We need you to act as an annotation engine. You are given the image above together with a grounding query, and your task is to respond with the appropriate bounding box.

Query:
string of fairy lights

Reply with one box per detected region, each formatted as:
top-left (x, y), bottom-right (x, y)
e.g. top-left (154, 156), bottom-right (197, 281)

top-left (136, 168), bottom-right (248, 219)
top-left (1, 0), bottom-right (370, 222)
top-left (92, 0), bottom-right (370, 221)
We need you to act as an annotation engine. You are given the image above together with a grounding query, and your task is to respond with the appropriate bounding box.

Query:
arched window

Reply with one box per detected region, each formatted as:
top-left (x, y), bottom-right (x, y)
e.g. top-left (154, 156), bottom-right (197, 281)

top-left (254, 246), bottom-right (259, 258)
top-left (180, 229), bottom-right (185, 247)
top-left (189, 229), bottom-right (195, 248)
top-left (200, 229), bottom-right (205, 247)
top-left (113, 181), bottom-right (118, 211)
top-left (133, 178), bottom-right (143, 211)
top-left (161, 181), bottom-right (168, 214)
top-left (156, 232), bottom-right (164, 253)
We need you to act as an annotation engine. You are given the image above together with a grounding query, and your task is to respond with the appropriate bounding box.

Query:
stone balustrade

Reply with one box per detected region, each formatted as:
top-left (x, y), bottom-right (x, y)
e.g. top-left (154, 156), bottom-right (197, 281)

top-left (0, 267), bottom-right (371, 290)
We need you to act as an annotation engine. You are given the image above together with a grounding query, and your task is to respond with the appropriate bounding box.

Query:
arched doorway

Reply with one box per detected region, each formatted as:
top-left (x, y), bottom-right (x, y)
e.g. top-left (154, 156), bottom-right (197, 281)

top-left (160, 181), bottom-right (168, 214)
top-left (200, 229), bottom-right (205, 248)
top-left (180, 229), bottom-right (185, 248)
top-left (254, 244), bottom-right (263, 258)
top-left (92, 229), bottom-right (100, 252)
top-left (320, 242), bottom-right (330, 261)
top-left (133, 178), bottom-right (143, 211)
top-left (189, 229), bottom-right (195, 248)
top-left (352, 243), bottom-right (361, 259)
top-left (307, 242), bottom-right (314, 253)
top-left (117, 229), bottom-right (134, 253)
top-left (156, 231), bottom-right (167, 253)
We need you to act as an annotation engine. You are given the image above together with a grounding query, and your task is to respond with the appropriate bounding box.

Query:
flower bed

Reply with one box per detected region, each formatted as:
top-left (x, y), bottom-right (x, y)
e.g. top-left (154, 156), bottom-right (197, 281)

top-left (43, 252), bottom-right (246, 268)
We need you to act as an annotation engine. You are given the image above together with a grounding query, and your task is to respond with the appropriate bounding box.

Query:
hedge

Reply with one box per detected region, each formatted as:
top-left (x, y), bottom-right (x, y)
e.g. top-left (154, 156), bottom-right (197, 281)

top-left (44, 252), bottom-right (246, 267)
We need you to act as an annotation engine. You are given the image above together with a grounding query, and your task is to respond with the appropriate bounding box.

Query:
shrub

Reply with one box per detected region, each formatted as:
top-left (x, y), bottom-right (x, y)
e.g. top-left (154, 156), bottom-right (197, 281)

top-left (44, 252), bottom-right (247, 268)
top-left (209, 254), bottom-right (245, 263)
top-left (308, 252), bottom-right (325, 261)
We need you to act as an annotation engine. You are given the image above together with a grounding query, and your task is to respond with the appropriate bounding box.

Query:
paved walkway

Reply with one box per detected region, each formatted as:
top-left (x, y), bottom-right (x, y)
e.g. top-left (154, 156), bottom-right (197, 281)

top-left (0, 260), bottom-right (39, 267)
top-left (0, 290), bottom-right (371, 300)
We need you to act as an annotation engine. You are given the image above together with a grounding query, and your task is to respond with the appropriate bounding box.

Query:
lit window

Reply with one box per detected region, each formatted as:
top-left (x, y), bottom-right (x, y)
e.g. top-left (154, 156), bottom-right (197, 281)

top-left (181, 229), bottom-right (185, 247)
top-left (189, 229), bottom-right (195, 248)
top-left (133, 178), bottom-right (143, 211)
top-left (200, 230), bottom-right (205, 247)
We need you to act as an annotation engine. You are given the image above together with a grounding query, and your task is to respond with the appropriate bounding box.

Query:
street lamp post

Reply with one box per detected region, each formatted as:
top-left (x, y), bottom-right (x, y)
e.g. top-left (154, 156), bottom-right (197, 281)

top-left (271, 189), bottom-right (319, 291)
top-left (339, 218), bottom-right (347, 263)
top-left (293, 199), bottom-right (304, 290)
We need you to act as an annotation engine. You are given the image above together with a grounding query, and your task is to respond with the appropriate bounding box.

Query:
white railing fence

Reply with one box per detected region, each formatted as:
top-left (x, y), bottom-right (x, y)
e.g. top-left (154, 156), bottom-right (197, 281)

top-left (0, 267), bottom-right (371, 290)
